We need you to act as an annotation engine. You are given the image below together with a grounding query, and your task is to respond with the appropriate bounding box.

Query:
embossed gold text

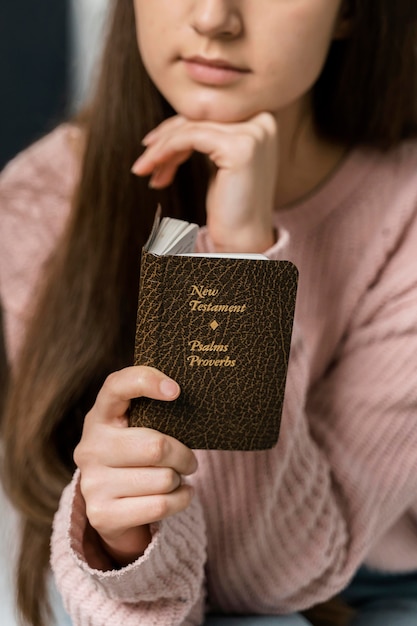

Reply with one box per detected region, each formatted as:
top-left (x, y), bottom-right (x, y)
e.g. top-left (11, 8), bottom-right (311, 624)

top-left (189, 301), bottom-right (247, 313)
top-left (189, 340), bottom-right (229, 352)
top-left (187, 355), bottom-right (236, 367)
top-left (191, 285), bottom-right (219, 298)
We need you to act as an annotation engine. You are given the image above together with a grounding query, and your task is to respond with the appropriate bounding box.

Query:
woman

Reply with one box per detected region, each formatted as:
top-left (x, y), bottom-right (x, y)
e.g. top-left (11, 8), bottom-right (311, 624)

top-left (1, 1), bottom-right (417, 624)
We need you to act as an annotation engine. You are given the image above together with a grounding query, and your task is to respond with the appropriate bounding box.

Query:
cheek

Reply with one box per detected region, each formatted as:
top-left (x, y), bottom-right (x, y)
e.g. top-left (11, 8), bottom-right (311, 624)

top-left (135, 23), bottom-right (162, 83)
top-left (275, 2), bottom-right (340, 70)
top-left (259, 37), bottom-right (324, 105)
top-left (271, 25), bottom-right (335, 92)
top-left (134, 14), bottom-right (174, 87)
top-left (133, 4), bottom-right (161, 68)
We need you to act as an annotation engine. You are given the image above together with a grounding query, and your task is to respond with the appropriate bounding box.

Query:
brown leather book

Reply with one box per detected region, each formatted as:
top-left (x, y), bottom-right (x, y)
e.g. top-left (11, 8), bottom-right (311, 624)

top-left (130, 211), bottom-right (298, 450)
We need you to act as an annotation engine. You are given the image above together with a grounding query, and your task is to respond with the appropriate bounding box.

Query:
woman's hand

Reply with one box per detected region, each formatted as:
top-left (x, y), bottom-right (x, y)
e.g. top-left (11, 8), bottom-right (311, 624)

top-left (74, 366), bottom-right (197, 567)
top-left (131, 113), bottom-right (279, 253)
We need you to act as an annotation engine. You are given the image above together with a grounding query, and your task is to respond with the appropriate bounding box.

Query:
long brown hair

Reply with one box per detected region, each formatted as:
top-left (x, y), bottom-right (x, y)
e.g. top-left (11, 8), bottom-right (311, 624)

top-left (2, 1), bottom-right (417, 624)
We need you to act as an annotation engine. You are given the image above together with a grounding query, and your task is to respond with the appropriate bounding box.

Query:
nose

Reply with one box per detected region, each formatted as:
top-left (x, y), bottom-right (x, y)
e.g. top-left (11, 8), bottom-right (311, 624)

top-left (191, 0), bottom-right (243, 39)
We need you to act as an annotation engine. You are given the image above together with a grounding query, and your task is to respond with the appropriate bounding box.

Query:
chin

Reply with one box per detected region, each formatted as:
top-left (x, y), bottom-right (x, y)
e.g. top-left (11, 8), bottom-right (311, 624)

top-left (171, 96), bottom-right (259, 124)
top-left (178, 106), bottom-right (258, 124)
top-left (186, 110), bottom-right (253, 123)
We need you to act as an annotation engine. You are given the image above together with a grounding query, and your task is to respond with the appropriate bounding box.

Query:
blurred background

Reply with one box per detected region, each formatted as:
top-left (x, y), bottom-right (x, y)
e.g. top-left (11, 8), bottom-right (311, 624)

top-left (0, 0), bottom-right (109, 170)
top-left (0, 3), bottom-right (109, 624)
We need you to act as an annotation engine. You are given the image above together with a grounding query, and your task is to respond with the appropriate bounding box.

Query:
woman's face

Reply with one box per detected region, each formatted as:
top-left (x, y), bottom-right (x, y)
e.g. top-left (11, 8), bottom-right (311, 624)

top-left (133, 0), bottom-right (344, 124)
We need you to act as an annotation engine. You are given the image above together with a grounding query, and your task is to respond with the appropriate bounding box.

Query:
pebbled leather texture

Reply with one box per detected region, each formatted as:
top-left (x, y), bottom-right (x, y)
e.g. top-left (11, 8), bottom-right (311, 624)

top-left (130, 251), bottom-right (298, 450)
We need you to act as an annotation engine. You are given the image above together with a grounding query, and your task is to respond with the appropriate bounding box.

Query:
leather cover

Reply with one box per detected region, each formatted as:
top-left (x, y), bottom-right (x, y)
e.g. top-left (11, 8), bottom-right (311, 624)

top-left (130, 250), bottom-right (298, 450)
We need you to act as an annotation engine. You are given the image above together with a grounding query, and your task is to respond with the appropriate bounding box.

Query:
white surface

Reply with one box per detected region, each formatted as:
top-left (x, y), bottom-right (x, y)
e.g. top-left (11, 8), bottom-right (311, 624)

top-left (0, 482), bottom-right (71, 625)
top-left (69, 0), bottom-right (110, 110)
top-left (0, 483), bottom-right (19, 624)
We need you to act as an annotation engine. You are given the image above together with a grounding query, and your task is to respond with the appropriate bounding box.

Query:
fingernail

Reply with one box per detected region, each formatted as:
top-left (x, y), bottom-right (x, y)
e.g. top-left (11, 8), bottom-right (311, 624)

top-left (131, 158), bottom-right (143, 175)
top-left (159, 378), bottom-right (180, 398)
top-left (142, 130), bottom-right (155, 145)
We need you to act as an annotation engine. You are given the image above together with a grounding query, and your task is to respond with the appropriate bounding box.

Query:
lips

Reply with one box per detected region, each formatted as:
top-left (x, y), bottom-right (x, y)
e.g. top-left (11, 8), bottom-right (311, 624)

top-left (184, 55), bottom-right (247, 72)
top-left (182, 55), bottom-right (250, 86)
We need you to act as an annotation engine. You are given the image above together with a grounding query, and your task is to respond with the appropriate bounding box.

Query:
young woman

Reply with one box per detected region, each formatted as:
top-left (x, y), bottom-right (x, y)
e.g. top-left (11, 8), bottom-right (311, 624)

top-left (1, 1), bottom-right (417, 625)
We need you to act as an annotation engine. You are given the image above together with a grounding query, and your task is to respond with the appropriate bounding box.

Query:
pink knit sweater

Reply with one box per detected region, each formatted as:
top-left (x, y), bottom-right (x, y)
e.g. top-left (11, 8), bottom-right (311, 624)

top-left (2, 126), bottom-right (417, 625)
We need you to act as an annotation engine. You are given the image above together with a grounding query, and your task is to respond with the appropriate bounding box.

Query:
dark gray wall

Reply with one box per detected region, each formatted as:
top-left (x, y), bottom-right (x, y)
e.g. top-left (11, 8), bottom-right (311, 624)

top-left (0, 2), bottom-right (69, 169)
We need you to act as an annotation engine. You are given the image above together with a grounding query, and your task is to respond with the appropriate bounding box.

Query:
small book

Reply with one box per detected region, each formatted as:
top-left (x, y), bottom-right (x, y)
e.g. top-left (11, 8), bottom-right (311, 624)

top-left (130, 208), bottom-right (298, 450)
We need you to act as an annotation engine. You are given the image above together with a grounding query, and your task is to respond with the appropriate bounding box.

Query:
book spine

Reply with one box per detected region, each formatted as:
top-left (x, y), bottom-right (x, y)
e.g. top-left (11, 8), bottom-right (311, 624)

top-left (133, 250), bottom-right (165, 369)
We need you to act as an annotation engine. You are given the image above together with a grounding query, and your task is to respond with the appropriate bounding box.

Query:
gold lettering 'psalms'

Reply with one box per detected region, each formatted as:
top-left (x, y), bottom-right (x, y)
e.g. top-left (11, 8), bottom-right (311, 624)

top-left (189, 300), bottom-right (247, 313)
top-left (187, 355), bottom-right (236, 367)
top-left (189, 340), bottom-right (228, 352)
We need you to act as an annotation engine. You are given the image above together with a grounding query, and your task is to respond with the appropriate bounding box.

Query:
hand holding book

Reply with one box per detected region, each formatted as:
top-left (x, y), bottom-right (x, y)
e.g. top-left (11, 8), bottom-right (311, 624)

top-left (74, 364), bottom-right (198, 566)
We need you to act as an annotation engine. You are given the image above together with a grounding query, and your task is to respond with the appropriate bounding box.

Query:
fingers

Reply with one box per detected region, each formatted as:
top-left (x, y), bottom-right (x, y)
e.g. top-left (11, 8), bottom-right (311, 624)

top-left (131, 112), bottom-right (278, 189)
top-left (75, 363), bottom-right (197, 476)
top-left (89, 365), bottom-right (180, 426)
top-left (74, 366), bottom-right (198, 561)
top-left (86, 484), bottom-right (195, 539)
top-left (141, 112), bottom-right (276, 145)
top-left (75, 426), bottom-right (198, 476)
top-left (146, 150), bottom-right (194, 188)
top-left (80, 462), bottom-right (195, 534)
top-left (89, 466), bottom-right (182, 499)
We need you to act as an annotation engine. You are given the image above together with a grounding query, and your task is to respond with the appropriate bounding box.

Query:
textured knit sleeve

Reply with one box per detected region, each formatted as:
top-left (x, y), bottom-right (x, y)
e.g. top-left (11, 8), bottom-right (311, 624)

top-left (51, 471), bottom-right (207, 625)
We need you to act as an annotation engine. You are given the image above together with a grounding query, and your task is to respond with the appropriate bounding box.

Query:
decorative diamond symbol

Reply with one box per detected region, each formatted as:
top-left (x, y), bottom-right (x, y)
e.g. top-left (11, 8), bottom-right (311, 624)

top-left (210, 320), bottom-right (219, 330)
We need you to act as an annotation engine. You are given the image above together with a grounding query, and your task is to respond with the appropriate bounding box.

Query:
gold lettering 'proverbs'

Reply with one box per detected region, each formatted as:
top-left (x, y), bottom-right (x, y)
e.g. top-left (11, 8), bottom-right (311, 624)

top-left (189, 340), bottom-right (228, 352)
top-left (187, 355), bottom-right (236, 367)
top-left (189, 300), bottom-right (247, 313)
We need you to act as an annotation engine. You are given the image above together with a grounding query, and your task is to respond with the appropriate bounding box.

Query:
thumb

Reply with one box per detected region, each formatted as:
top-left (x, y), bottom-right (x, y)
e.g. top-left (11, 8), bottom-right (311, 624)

top-left (93, 366), bottom-right (180, 425)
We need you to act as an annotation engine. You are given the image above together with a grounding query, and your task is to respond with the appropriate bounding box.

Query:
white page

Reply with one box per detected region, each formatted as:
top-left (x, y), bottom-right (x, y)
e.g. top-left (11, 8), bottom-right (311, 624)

top-left (150, 219), bottom-right (199, 255)
top-left (181, 252), bottom-right (268, 260)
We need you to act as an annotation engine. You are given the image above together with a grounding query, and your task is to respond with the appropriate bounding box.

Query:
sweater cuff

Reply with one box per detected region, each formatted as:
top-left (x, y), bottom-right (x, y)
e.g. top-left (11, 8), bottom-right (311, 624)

top-left (52, 470), bottom-right (207, 604)
top-left (196, 226), bottom-right (290, 259)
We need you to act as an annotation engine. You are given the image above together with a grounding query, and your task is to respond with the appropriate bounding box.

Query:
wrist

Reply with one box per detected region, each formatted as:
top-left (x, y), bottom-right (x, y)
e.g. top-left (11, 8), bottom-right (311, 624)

top-left (209, 225), bottom-right (276, 254)
top-left (98, 525), bottom-right (152, 568)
